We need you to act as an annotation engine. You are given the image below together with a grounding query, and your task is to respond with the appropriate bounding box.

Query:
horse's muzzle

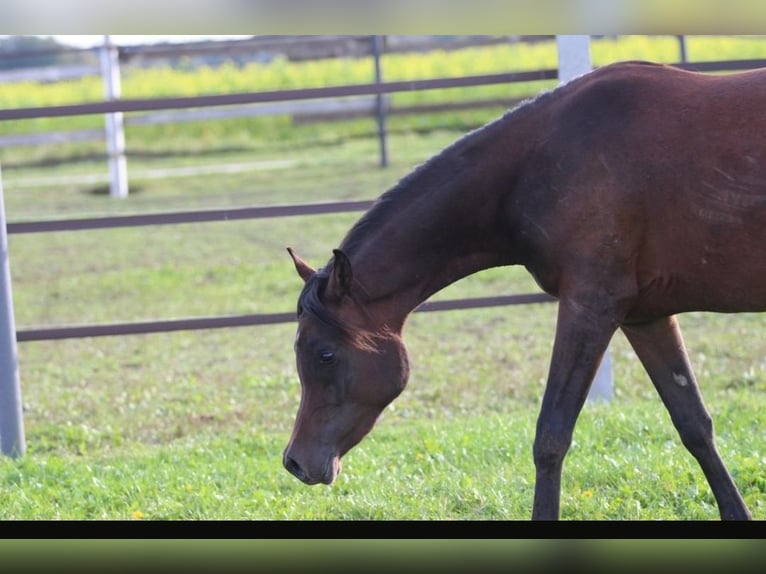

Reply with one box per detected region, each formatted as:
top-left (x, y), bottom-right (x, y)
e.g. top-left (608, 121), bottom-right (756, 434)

top-left (283, 452), bottom-right (338, 485)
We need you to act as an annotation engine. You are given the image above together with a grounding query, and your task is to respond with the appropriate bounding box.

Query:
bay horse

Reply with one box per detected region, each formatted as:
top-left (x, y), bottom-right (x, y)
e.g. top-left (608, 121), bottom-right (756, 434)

top-left (284, 60), bottom-right (765, 520)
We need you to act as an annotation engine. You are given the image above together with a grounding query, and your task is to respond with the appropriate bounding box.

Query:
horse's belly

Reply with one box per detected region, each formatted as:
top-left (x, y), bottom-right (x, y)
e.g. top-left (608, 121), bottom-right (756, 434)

top-left (630, 262), bottom-right (766, 320)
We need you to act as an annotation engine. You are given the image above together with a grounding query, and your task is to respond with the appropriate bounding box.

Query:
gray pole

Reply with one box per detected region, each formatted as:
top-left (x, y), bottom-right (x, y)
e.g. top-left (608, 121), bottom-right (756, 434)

top-left (555, 35), bottom-right (613, 403)
top-left (99, 35), bottom-right (129, 198)
top-left (0, 165), bottom-right (26, 457)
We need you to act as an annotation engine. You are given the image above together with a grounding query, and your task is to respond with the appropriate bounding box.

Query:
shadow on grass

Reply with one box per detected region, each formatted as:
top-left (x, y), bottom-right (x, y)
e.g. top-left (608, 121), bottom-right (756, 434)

top-left (84, 184), bottom-right (146, 196)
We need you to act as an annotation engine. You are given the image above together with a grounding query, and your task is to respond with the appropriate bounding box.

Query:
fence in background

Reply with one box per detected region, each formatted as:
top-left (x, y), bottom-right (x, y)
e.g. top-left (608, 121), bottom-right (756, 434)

top-left (0, 35), bottom-right (535, 190)
top-left (0, 35), bottom-right (701, 194)
top-left (2, 35), bottom-right (766, 455)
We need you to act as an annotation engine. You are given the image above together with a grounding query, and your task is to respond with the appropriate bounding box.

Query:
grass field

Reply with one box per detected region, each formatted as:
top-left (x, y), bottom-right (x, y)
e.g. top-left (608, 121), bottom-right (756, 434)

top-left (1, 36), bottom-right (765, 521)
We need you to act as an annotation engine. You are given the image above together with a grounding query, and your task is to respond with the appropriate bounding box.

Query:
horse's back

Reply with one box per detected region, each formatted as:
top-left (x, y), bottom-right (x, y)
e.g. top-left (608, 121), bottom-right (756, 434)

top-left (557, 61), bottom-right (766, 145)
top-left (527, 61), bottom-right (766, 317)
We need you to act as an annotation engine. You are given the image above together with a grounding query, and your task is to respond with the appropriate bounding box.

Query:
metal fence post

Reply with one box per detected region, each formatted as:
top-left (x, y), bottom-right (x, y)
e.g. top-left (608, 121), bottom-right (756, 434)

top-left (99, 35), bottom-right (129, 198)
top-left (0, 165), bottom-right (25, 457)
top-left (556, 35), bottom-right (613, 403)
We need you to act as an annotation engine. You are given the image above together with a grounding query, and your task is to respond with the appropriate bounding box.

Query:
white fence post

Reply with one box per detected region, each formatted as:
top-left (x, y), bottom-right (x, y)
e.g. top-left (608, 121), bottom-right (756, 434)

top-left (371, 35), bottom-right (389, 168)
top-left (0, 165), bottom-right (25, 457)
top-left (556, 35), bottom-right (613, 403)
top-left (99, 35), bottom-right (129, 198)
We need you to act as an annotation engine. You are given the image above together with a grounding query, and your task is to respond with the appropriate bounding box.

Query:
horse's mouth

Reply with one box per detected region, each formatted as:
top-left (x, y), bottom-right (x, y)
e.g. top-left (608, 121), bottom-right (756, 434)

top-left (321, 456), bottom-right (342, 484)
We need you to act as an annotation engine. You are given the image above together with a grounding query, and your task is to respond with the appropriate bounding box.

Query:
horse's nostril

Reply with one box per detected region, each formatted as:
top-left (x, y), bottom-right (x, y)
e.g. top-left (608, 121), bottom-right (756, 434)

top-left (283, 454), bottom-right (306, 482)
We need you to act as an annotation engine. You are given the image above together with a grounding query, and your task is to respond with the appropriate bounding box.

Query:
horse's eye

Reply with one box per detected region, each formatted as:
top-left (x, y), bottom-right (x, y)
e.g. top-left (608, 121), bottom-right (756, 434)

top-left (318, 350), bottom-right (336, 365)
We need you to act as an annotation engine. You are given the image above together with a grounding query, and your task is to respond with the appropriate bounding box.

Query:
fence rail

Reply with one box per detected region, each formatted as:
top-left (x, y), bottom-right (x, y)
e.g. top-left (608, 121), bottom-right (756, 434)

top-left (6, 200), bottom-right (375, 234)
top-left (17, 293), bottom-right (557, 343)
top-left (6, 197), bottom-right (557, 342)
top-left (0, 69), bottom-right (560, 121)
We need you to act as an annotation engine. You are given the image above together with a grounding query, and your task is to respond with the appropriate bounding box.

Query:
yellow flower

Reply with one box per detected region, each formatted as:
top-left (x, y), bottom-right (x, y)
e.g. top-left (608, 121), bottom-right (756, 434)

top-left (582, 490), bottom-right (594, 498)
top-left (131, 510), bottom-right (144, 520)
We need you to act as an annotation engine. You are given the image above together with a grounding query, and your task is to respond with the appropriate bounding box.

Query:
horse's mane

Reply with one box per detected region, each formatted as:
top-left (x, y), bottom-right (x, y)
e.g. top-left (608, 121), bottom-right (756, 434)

top-left (338, 82), bottom-right (567, 257)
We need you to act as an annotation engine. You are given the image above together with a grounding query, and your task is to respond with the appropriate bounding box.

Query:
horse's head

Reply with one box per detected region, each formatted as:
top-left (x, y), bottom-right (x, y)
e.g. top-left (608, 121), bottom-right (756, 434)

top-left (282, 248), bottom-right (410, 485)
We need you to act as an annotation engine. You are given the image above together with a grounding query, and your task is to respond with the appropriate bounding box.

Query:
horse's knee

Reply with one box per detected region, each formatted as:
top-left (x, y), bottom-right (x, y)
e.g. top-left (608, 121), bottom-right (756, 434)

top-left (533, 423), bottom-right (572, 470)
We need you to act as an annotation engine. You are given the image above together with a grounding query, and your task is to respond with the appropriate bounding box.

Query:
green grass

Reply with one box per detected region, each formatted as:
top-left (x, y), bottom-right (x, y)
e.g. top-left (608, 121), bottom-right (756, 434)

top-left (2, 395), bottom-right (763, 520)
top-left (1, 37), bottom-right (765, 521)
top-left (3, 131), bottom-right (765, 520)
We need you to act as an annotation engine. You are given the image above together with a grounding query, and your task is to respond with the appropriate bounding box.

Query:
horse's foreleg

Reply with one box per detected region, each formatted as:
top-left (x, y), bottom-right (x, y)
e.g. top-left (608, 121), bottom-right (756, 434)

top-left (532, 298), bottom-right (617, 520)
top-left (621, 315), bottom-right (752, 520)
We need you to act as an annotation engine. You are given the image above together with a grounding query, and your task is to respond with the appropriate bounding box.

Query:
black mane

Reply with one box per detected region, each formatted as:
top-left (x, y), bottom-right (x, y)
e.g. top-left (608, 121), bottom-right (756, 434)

top-left (337, 84), bottom-right (564, 257)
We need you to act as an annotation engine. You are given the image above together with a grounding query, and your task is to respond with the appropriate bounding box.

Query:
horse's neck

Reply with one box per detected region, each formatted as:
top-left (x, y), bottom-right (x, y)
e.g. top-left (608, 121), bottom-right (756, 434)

top-left (345, 135), bottom-right (519, 328)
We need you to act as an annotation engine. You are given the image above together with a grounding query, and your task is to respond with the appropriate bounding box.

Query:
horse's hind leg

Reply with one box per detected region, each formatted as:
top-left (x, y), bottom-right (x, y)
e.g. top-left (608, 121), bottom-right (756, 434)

top-left (621, 315), bottom-right (752, 520)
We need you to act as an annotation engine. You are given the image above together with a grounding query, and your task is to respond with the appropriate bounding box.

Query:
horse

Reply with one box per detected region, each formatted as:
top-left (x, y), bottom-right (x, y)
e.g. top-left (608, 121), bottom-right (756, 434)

top-left (283, 60), bottom-right (765, 520)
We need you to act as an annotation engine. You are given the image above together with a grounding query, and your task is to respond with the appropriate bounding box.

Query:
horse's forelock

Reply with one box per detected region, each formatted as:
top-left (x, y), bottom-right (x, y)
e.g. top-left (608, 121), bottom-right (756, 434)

top-left (297, 270), bottom-right (381, 352)
top-left (296, 270), bottom-right (331, 322)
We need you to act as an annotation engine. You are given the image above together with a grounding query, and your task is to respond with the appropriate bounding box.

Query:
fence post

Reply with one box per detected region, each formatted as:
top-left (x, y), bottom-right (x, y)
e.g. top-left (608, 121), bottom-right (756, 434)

top-left (0, 165), bottom-right (25, 457)
top-left (556, 35), bottom-right (613, 403)
top-left (371, 35), bottom-right (389, 168)
top-left (677, 35), bottom-right (688, 62)
top-left (99, 35), bottom-right (129, 198)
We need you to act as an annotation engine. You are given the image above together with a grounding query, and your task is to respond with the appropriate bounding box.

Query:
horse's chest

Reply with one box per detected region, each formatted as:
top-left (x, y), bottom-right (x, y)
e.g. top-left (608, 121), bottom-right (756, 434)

top-left (524, 264), bottom-right (560, 298)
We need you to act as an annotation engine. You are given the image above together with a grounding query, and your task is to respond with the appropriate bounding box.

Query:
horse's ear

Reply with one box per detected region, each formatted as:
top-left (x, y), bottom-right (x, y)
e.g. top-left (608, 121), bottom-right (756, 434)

top-left (287, 247), bottom-right (315, 283)
top-left (326, 248), bottom-right (353, 298)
